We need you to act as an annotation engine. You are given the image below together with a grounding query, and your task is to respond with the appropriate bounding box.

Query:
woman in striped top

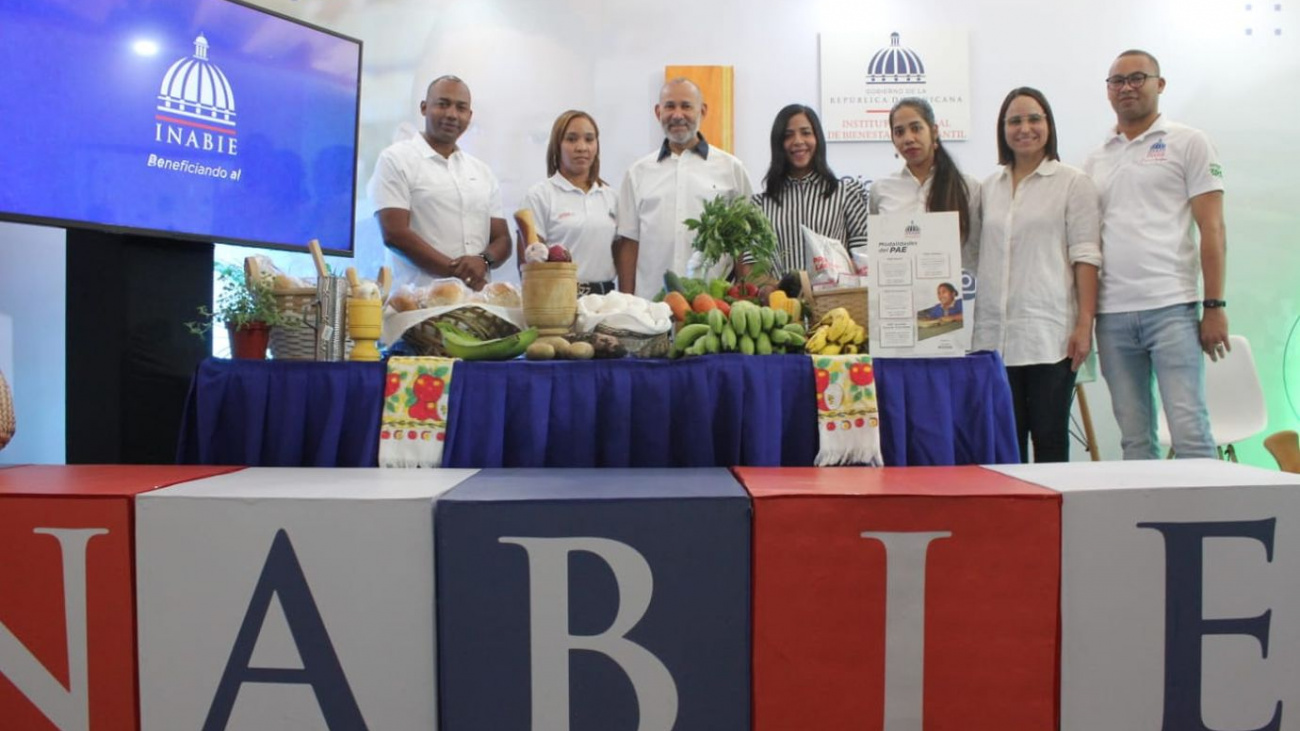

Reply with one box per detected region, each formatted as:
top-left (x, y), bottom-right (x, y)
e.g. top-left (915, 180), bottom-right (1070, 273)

top-left (751, 104), bottom-right (870, 275)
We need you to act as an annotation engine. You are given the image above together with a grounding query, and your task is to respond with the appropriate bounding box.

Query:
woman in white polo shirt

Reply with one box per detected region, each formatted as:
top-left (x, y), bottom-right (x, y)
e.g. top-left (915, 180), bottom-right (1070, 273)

top-left (869, 97), bottom-right (982, 273)
top-left (974, 87), bottom-right (1101, 463)
top-left (520, 110), bottom-right (619, 295)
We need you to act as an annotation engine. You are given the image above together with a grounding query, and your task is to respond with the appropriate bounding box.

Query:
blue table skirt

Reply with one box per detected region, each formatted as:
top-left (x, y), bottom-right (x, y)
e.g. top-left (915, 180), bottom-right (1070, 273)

top-left (177, 352), bottom-right (1019, 468)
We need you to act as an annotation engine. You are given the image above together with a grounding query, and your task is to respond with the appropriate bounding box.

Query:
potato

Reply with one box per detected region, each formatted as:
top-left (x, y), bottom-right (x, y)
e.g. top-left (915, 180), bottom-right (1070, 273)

top-left (538, 336), bottom-right (572, 358)
top-left (525, 342), bottom-right (556, 360)
top-left (567, 341), bottom-right (595, 360)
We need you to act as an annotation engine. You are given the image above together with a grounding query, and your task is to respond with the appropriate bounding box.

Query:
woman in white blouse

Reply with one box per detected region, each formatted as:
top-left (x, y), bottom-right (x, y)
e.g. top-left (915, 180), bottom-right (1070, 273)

top-left (520, 110), bottom-right (619, 294)
top-left (869, 97), bottom-right (981, 273)
top-left (974, 87), bottom-right (1101, 463)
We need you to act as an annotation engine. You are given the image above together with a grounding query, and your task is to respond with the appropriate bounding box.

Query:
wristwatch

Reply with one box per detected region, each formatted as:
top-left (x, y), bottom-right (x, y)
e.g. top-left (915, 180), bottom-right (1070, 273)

top-left (1202, 299), bottom-right (1227, 308)
top-left (479, 251), bottom-right (496, 269)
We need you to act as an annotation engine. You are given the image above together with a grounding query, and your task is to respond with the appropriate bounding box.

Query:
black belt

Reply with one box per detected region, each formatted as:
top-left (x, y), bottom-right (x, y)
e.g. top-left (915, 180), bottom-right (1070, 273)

top-left (578, 280), bottom-right (617, 296)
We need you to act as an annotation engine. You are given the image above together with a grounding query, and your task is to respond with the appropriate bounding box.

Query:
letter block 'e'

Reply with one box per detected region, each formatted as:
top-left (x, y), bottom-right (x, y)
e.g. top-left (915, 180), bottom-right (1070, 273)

top-left (0, 465), bottom-right (233, 731)
top-left (436, 469), bottom-right (752, 731)
top-left (991, 461), bottom-right (1300, 731)
top-left (737, 466), bottom-right (1062, 731)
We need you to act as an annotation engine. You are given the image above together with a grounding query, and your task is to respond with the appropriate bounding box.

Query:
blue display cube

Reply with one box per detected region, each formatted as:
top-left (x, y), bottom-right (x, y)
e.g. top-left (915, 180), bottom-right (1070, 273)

top-left (435, 468), bottom-right (751, 731)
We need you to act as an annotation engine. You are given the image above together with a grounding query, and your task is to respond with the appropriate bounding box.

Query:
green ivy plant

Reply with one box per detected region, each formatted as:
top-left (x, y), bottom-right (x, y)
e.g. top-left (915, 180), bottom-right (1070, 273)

top-left (186, 262), bottom-right (285, 336)
top-left (684, 195), bottom-right (780, 281)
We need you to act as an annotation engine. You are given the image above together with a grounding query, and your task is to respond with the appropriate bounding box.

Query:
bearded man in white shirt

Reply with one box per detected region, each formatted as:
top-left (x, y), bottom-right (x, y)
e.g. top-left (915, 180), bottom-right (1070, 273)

top-left (369, 75), bottom-right (512, 291)
top-left (614, 78), bottom-right (753, 298)
top-left (1084, 50), bottom-right (1229, 460)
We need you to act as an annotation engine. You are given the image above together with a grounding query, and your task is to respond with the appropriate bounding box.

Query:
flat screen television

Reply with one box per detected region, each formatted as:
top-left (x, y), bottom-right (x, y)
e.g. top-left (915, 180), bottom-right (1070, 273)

top-left (0, 0), bottom-right (362, 256)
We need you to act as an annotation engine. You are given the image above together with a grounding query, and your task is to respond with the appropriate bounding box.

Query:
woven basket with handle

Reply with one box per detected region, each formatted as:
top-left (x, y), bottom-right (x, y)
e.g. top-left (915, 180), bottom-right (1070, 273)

top-left (799, 270), bottom-right (869, 330)
top-left (245, 256), bottom-right (356, 360)
top-left (0, 368), bottom-right (14, 451)
top-left (402, 305), bottom-right (521, 356)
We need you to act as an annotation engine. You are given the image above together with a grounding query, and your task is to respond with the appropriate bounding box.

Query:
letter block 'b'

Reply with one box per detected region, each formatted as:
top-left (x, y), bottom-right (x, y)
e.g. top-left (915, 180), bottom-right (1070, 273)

top-left (436, 469), bottom-right (752, 731)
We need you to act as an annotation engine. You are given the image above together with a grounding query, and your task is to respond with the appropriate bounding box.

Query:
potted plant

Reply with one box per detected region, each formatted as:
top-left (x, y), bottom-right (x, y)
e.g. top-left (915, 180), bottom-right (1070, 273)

top-left (684, 194), bottom-right (781, 286)
top-left (186, 262), bottom-right (285, 359)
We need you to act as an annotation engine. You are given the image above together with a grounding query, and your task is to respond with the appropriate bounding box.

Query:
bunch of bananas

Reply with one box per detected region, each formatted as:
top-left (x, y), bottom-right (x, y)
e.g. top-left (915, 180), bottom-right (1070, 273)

top-left (804, 307), bottom-right (866, 355)
top-left (436, 322), bottom-right (538, 360)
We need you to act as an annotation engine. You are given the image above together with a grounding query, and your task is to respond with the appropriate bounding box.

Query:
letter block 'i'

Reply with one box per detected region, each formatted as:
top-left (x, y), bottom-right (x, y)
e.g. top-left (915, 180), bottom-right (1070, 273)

top-left (736, 466), bottom-right (1062, 731)
top-left (0, 465), bottom-right (234, 731)
top-left (435, 468), bottom-right (752, 731)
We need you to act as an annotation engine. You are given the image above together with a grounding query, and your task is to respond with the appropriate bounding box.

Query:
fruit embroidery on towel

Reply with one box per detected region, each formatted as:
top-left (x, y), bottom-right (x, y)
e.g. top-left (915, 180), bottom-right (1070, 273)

top-left (814, 355), bottom-right (876, 431)
top-left (379, 363), bottom-right (452, 443)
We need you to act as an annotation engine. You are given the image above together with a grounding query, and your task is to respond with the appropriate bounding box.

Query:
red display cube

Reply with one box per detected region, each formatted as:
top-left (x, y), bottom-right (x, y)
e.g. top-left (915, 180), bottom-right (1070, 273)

top-left (0, 465), bottom-right (236, 731)
top-left (737, 466), bottom-right (1061, 731)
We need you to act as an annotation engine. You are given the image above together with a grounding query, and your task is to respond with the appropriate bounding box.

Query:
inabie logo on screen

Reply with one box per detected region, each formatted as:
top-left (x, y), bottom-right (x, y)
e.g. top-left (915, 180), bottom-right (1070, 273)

top-left (905, 220), bottom-right (922, 239)
top-left (154, 34), bottom-right (238, 157)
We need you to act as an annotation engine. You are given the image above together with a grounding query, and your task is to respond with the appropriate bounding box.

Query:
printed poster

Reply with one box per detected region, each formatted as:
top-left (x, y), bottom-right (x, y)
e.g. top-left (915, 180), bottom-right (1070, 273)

top-left (868, 211), bottom-right (968, 357)
top-left (820, 29), bottom-right (971, 142)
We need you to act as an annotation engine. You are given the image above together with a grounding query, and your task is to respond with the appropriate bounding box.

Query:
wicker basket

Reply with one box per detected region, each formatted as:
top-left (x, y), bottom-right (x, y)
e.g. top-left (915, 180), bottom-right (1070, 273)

top-left (245, 257), bottom-right (351, 360)
top-left (799, 270), bottom-right (869, 330)
top-left (593, 324), bottom-right (672, 359)
top-left (0, 368), bottom-right (14, 451)
top-left (402, 305), bottom-right (522, 356)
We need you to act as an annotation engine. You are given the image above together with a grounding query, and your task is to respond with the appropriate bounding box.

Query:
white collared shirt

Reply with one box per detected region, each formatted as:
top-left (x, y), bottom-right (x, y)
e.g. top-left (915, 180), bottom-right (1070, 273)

top-left (973, 159), bottom-right (1102, 366)
top-left (869, 165), bottom-right (983, 272)
top-left (1083, 116), bottom-right (1225, 313)
top-left (367, 135), bottom-right (504, 289)
top-left (616, 142), bottom-right (753, 299)
top-left (523, 174), bottom-right (618, 283)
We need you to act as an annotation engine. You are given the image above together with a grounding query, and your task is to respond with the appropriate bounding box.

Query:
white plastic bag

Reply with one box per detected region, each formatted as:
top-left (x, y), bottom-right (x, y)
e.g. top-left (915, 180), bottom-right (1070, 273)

top-left (802, 225), bottom-right (855, 289)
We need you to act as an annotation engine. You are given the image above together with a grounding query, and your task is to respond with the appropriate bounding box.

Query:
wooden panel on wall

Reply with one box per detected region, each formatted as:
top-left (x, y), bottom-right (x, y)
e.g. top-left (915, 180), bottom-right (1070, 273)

top-left (665, 65), bottom-right (734, 153)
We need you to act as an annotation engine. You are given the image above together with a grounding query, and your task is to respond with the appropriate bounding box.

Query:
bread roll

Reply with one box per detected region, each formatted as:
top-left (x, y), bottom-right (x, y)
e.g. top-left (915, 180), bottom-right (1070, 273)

top-left (387, 292), bottom-right (419, 312)
top-left (482, 281), bottom-right (521, 308)
top-left (424, 280), bottom-right (466, 307)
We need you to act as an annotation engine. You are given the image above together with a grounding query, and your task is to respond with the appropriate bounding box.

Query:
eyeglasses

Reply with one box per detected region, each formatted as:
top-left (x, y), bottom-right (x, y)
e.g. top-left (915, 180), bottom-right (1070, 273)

top-left (1005, 114), bottom-right (1046, 126)
top-left (1105, 72), bottom-right (1157, 90)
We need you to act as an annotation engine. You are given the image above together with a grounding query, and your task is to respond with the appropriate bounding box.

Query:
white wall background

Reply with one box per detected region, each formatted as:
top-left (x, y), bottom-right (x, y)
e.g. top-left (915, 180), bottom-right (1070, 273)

top-left (249, 0), bottom-right (1298, 465)
top-left (4, 0), bottom-right (1297, 465)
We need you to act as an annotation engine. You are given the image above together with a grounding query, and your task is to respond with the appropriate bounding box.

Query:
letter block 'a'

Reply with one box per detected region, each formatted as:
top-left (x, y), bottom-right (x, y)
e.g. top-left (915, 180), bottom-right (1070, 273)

top-left (736, 466), bottom-right (1061, 731)
top-left (990, 460), bottom-right (1300, 731)
top-left (0, 465), bottom-right (235, 731)
top-left (435, 468), bottom-right (752, 731)
top-left (134, 467), bottom-right (477, 731)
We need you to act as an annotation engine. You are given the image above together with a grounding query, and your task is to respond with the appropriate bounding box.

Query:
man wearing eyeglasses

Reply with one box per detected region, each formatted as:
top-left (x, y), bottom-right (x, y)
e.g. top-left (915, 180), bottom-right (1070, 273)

top-left (1084, 49), bottom-right (1228, 460)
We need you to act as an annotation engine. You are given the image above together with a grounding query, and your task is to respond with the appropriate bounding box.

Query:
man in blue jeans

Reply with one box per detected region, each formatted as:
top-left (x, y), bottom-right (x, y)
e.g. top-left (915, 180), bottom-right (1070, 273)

top-left (1084, 49), bottom-right (1229, 459)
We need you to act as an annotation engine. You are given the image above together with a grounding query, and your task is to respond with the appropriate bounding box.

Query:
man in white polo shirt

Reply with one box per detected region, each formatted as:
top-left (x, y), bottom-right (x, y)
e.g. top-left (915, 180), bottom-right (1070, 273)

top-left (368, 75), bottom-right (511, 291)
top-left (614, 78), bottom-right (753, 298)
top-left (1084, 49), bottom-right (1229, 459)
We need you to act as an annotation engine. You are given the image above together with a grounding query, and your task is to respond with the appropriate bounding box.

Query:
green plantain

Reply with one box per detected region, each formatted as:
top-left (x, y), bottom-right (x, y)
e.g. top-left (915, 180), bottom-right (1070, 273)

top-left (436, 322), bottom-right (538, 360)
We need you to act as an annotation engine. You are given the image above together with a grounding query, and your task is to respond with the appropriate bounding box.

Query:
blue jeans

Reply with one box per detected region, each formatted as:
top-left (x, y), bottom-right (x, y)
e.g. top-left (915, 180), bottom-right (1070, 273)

top-left (1096, 303), bottom-right (1214, 459)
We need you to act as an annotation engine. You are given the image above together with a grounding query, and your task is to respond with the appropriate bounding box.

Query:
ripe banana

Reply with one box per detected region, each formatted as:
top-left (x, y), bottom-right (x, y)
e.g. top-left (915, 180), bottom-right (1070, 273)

top-left (805, 328), bottom-right (829, 353)
top-left (819, 307), bottom-right (850, 327)
top-left (827, 313), bottom-right (851, 342)
top-left (436, 322), bottom-right (539, 360)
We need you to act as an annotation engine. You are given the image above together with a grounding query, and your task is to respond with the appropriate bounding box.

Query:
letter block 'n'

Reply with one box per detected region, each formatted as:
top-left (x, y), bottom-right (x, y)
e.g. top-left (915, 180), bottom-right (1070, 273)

top-left (0, 465), bottom-right (233, 731)
top-left (737, 466), bottom-right (1062, 731)
top-left (436, 468), bottom-right (752, 730)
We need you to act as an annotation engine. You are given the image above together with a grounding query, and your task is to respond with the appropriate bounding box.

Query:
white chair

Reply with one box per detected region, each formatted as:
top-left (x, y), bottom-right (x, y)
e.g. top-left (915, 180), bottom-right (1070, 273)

top-left (1156, 334), bottom-right (1267, 461)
